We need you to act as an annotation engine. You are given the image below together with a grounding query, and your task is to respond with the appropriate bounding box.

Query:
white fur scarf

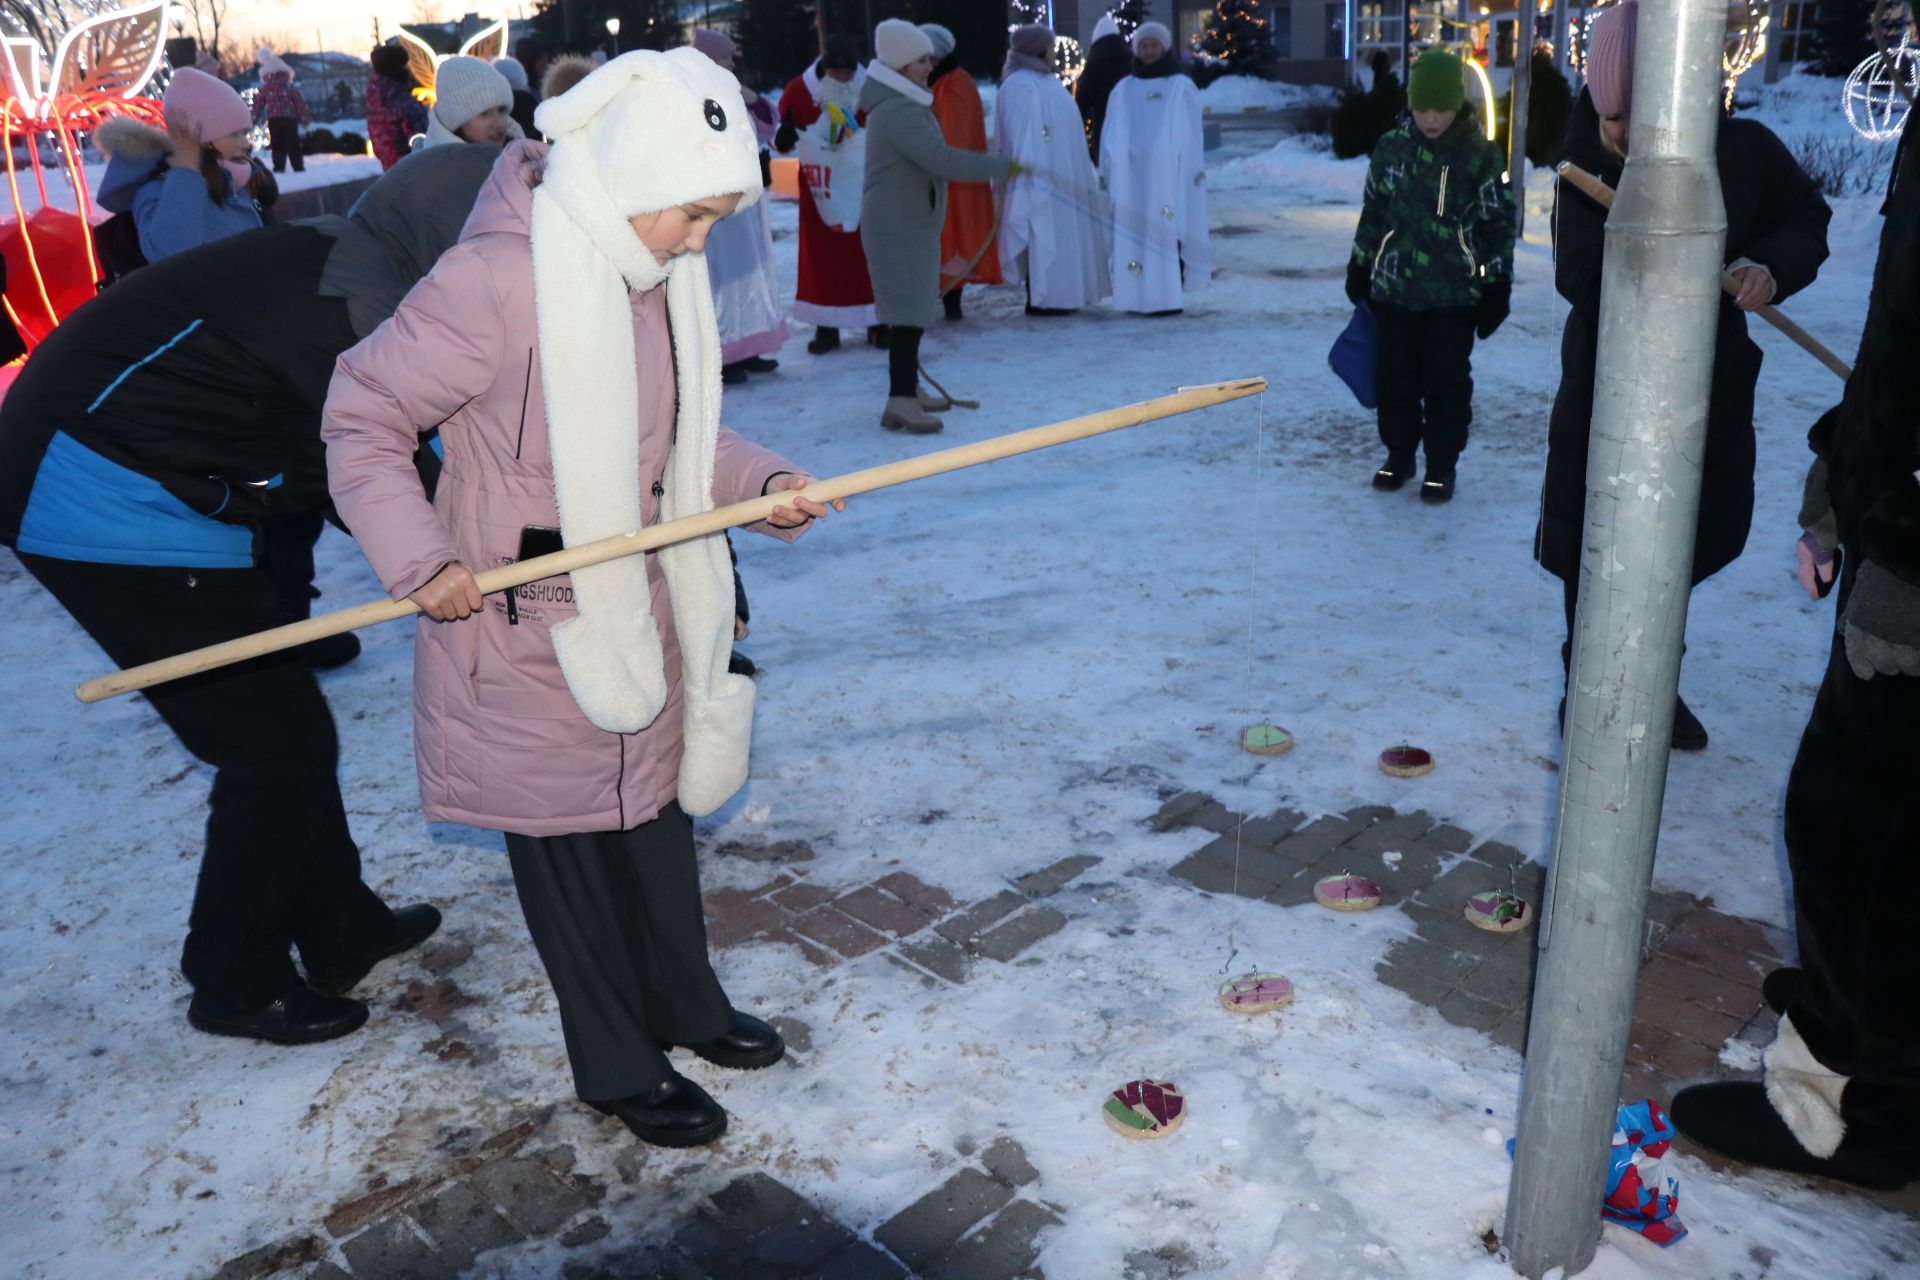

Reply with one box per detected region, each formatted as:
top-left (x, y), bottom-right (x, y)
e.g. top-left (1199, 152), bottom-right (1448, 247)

top-left (530, 143), bottom-right (756, 816)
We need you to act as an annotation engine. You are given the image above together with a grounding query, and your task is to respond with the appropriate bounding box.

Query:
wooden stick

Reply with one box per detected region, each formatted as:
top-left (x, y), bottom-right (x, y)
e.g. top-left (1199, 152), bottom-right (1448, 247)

top-left (75, 377), bottom-right (1267, 704)
top-left (1555, 161), bottom-right (1853, 381)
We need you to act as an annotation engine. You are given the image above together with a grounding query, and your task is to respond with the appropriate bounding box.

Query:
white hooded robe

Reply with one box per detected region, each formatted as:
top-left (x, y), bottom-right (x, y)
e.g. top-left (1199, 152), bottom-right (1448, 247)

top-left (1100, 73), bottom-right (1210, 313)
top-left (993, 68), bottom-right (1112, 310)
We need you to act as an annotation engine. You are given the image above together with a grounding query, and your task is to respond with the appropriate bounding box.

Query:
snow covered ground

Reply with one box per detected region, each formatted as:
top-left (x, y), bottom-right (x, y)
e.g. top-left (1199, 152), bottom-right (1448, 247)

top-left (0, 79), bottom-right (1912, 1280)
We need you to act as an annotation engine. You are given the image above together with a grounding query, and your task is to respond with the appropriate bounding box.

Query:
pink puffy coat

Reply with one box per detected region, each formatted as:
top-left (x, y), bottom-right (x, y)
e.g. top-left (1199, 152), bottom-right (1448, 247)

top-left (323, 142), bottom-right (797, 836)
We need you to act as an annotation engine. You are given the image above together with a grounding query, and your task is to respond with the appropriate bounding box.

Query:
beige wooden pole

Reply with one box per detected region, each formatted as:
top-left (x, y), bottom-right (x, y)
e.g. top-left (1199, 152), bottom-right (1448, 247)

top-left (1557, 161), bottom-right (1853, 381)
top-left (75, 377), bottom-right (1267, 704)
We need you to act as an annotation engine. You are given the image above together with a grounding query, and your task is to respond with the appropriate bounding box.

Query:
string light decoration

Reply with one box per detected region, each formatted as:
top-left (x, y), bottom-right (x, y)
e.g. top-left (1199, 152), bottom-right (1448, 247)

top-left (0, 0), bottom-right (171, 349)
top-left (1569, 0), bottom-right (1768, 110)
top-left (1844, 0), bottom-right (1918, 139)
top-left (1053, 35), bottom-right (1085, 87)
top-left (1192, 0), bottom-right (1275, 75)
top-left (1106, 1), bottom-right (1149, 39)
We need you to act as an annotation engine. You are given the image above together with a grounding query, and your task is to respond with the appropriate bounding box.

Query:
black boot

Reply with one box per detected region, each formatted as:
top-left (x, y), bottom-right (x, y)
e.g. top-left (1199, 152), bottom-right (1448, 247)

top-left (721, 362), bottom-right (748, 385)
top-left (867, 324), bottom-right (891, 349)
top-left (1670, 1081), bottom-right (1920, 1190)
top-left (590, 1074), bottom-right (728, 1148)
top-left (742, 355), bottom-right (779, 373)
top-left (1420, 455), bottom-right (1457, 504)
top-left (728, 651), bottom-right (757, 678)
top-left (1762, 966), bottom-right (1803, 1015)
top-left (303, 904), bottom-right (443, 997)
top-left (1672, 696), bottom-right (1708, 751)
top-left (188, 982), bottom-right (369, 1045)
top-left (943, 287), bottom-right (963, 321)
top-left (1372, 453), bottom-right (1416, 491)
top-left (806, 326), bottom-right (840, 354)
top-left (661, 1010), bottom-right (786, 1070)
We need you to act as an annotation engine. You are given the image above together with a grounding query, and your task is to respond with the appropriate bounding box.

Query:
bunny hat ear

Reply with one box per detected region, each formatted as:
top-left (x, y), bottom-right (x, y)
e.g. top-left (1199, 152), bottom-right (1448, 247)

top-left (535, 47), bottom-right (762, 218)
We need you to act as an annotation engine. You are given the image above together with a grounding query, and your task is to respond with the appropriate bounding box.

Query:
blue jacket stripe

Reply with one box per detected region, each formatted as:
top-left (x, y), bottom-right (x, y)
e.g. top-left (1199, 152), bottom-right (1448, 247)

top-left (87, 318), bottom-right (205, 414)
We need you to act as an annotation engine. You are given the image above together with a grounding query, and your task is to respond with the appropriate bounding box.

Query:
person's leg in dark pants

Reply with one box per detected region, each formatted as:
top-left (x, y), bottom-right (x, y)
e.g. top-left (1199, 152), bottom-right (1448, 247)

top-left (504, 805), bottom-right (733, 1103)
top-left (943, 286), bottom-right (963, 320)
top-left (888, 325), bottom-right (922, 399)
top-left (268, 118), bottom-right (303, 173)
top-left (1371, 303), bottom-right (1424, 485)
top-left (1416, 306), bottom-right (1477, 491)
top-left (17, 555), bottom-right (394, 1007)
top-left (1671, 563), bottom-right (1920, 1186)
top-left (260, 514), bottom-right (359, 669)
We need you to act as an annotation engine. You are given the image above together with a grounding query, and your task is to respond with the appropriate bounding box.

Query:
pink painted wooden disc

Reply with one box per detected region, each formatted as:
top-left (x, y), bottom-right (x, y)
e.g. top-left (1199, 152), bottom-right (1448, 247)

top-left (1218, 971), bottom-right (1294, 1013)
top-left (1314, 872), bottom-right (1383, 911)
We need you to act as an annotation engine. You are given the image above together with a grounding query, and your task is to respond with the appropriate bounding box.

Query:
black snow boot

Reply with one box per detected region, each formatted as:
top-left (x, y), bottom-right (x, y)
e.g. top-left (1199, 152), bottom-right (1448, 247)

top-left (728, 651), bottom-right (757, 678)
top-left (806, 326), bottom-right (840, 354)
top-left (742, 355), bottom-right (779, 373)
top-left (1373, 453), bottom-right (1416, 491)
top-left (721, 362), bottom-right (748, 385)
top-left (1672, 696), bottom-right (1708, 751)
top-left (1670, 1081), bottom-right (1920, 1190)
top-left (1762, 966), bottom-right (1803, 1015)
top-left (1420, 455), bottom-right (1457, 504)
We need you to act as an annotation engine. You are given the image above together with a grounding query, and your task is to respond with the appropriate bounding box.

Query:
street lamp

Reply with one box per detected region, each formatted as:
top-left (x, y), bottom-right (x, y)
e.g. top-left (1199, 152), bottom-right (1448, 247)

top-left (605, 16), bottom-right (620, 54)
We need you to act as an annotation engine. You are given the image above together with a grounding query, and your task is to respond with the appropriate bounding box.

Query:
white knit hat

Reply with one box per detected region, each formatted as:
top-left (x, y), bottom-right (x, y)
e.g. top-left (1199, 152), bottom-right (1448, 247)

top-left (873, 17), bottom-right (933, 69)
top-left (255, 46), bottom-right (293, 79)
top-left (1132, 21), bottom-right (1173, 48)
top-left (1091, 13), bottom-right (1121, 43)
top-left (919, 23), bottom-right (955, 60)
top-left (432, 55), bottom-right (513, 133)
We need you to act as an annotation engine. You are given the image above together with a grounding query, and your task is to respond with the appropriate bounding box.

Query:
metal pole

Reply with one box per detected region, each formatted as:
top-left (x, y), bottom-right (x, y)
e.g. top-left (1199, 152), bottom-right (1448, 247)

top-left (1508, 16), bottom-right (1531, 238)
top-left (1551, 0), bottom-right (1570, 74)
top-left (1504, 0), bottom-right (1727, 1274)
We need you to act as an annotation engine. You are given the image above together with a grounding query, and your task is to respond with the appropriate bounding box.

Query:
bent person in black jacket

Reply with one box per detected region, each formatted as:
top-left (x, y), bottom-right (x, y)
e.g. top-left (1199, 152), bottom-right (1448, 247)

top-left (1539, 70), bottom-right (1830, 749)
top-left (0, 143), bottom-right (498, 1047)
top-left (1669, 113), bottom-right (1920, 1192)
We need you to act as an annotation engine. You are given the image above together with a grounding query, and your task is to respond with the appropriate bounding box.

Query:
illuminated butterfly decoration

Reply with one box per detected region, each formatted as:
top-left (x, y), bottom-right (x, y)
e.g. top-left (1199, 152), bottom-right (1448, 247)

top-left (393, 19), bottom-right (508, 106)
top-left (0, 0), bottom-right (168, 127)
top-left (0, 0), bottom-right (170, 350)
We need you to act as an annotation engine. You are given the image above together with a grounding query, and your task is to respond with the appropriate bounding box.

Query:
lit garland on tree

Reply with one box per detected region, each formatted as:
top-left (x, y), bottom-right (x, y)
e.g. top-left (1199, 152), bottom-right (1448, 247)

top-left (1192, 0), bottom-right (1275, 75)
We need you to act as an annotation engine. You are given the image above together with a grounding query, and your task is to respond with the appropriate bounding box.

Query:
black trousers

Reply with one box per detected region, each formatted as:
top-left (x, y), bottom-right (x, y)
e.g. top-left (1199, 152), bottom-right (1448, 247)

top-left (266, 118), bottom-right (304, 173)
top-left (1373, 303), bottom-right (1477, 464)
top-left (18, 553), bottom-right (392, 1005)
top-left (260, 511), bottom-right (326, 621)
top-left (505, 803), bottom-right (733, 1102)
top-left (1778, 560), bottom-right (1920, 1174)
top-left (888, 325), bottom-right (924, 398)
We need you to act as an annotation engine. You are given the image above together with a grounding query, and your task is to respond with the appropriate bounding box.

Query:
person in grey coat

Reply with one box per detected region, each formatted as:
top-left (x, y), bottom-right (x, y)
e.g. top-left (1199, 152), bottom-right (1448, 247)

top-left (859, 18), bottom-right (1016, 433)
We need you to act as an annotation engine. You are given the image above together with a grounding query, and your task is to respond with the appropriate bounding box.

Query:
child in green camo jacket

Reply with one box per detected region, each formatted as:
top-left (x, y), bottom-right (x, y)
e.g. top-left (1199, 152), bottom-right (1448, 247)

top-left (1346, 49), bottom-right (1515, 502)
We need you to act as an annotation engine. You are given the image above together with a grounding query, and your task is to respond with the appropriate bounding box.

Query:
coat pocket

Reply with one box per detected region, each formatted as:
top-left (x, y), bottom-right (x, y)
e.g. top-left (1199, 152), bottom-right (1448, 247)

top-left (467, 514), bottom-right (590, 725)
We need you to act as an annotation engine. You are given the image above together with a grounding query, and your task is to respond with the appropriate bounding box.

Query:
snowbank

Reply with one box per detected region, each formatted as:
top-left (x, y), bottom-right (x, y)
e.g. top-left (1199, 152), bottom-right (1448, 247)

top-left (1199, 74), bottom-right (1337, 114)
top-left (1224, 134), bottom-right (1369, 204)
top-left (8, 150), bottom-right (383, 218)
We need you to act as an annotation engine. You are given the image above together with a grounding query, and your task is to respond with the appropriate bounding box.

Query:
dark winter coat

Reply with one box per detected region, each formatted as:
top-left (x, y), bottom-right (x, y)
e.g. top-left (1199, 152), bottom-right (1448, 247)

top-left (1537, 90), bottom-right (1831, 586)
top-left (1074, 34), bottom-right (1130, 161)
top-left (1811, 122), bottom-right (1920, 589)
top-left (1351, 112), bottom-right (1514, 310)
top-left (0, 144), bottom-right (499, 566)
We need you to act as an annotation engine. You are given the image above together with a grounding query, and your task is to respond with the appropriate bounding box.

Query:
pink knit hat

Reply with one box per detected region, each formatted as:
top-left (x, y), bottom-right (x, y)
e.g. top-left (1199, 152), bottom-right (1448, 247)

top-left (690, 27), bottom-right (736, 65)
top-left (163, 67), bottom-right (252, 142)
top-left (1585, 0), bottom-right (1638, 117)
top-left (1010, 24), bottom-right (1055, 60)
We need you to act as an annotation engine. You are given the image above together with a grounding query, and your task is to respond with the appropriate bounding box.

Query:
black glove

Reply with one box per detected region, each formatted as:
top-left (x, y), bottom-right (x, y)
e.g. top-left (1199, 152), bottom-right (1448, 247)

top-left (1345, 260), bottom-right (1372, 306)
top-left (773, 113), bottom-right (799, 154)
top-left (1475, 281), bottom-right (1511, 339)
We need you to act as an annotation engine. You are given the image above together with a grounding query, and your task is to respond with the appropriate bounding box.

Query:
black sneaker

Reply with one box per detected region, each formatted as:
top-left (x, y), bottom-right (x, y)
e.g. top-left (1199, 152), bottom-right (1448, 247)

top-left (1372, 454), bottom-right (1416, 491)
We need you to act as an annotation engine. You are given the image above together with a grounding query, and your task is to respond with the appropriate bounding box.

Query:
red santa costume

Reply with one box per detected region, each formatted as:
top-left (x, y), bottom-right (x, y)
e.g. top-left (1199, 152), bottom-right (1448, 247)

top-left (777, 56), bottom-right (877, 332)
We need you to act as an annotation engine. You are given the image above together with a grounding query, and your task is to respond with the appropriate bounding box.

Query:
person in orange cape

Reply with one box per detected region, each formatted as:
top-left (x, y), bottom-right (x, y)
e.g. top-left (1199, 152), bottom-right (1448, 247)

top-left (922, 23), bottom-right (1000, 321)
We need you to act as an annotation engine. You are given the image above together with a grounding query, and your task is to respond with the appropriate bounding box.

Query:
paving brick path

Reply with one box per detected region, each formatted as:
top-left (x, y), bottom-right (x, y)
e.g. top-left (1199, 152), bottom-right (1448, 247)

top-left (220, 793), bottom-right (1909, 1279)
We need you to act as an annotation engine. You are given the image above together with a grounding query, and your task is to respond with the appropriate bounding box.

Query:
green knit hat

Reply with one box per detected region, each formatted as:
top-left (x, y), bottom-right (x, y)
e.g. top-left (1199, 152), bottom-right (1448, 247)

top-left (1407, 49), bottom-right (1466, 112)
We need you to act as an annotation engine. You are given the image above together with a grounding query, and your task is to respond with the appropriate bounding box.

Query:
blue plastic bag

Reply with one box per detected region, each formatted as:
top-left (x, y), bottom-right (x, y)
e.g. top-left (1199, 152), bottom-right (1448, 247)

top-left (1328, 299), bottom-right (1377, 409)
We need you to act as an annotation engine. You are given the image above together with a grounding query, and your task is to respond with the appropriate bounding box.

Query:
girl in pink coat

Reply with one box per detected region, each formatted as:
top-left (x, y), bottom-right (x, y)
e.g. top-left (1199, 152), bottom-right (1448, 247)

top-left (323, 49), bottom-right (838, 1149)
